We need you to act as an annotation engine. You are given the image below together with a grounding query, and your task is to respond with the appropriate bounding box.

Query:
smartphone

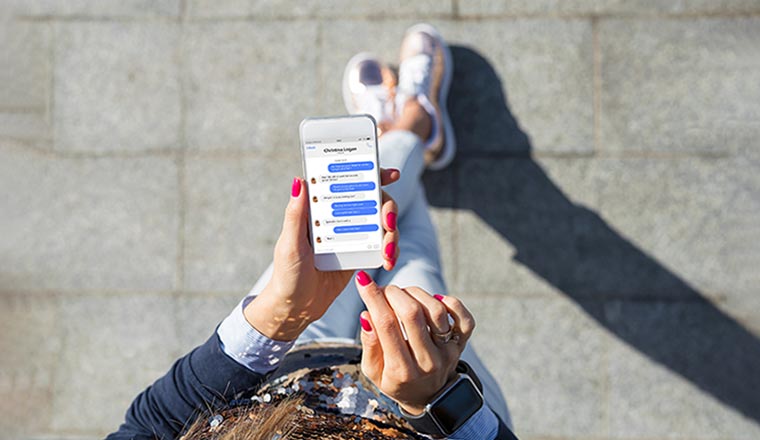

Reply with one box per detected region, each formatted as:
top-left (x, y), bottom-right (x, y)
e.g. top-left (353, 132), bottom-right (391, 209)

top-left (299, 115), bottom-right (384, 271)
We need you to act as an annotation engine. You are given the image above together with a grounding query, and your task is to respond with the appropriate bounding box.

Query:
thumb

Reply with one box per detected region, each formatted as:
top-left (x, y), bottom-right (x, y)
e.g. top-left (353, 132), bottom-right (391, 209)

top-left (360, 311), bottom-right (384, 382)
top-left (280, 177), bottom-right (309, 247)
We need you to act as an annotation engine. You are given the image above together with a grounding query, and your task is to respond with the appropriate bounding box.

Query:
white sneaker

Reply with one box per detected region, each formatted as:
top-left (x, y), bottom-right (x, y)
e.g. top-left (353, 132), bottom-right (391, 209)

top-left (396, 23), bottom-right (456, 170)
top-left (342, 52), bottom-right (397, 133)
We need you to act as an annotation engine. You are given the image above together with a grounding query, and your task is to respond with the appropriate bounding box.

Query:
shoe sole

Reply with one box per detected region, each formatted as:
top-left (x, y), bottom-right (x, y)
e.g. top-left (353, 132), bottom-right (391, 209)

top-left (405, 23), bottom-right (456, 171)
top-left (342, 52), bottom-right (380, 115)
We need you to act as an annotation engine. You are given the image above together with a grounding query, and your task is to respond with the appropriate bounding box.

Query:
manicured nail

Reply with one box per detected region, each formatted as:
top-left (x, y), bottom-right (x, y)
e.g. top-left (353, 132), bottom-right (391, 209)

top-left (356, 270), bottom-right (372, 286)
top-left (360, 315), bottom-right (372, 332)
top-left (433, 294), bottom-right (445, 302)
top-left (385, 242), bottom-right (396, 259)
top-left (386, 212), bottom-right (397, 231)
top-left (291, 178), bottom-right (301, 197)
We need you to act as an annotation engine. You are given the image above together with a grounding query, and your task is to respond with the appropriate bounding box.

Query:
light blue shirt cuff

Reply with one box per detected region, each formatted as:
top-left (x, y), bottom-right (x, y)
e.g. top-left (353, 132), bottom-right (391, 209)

top-left (216, 297), bottom-right (295, 374)
top-left (448, 404), bottom-right (499, 440)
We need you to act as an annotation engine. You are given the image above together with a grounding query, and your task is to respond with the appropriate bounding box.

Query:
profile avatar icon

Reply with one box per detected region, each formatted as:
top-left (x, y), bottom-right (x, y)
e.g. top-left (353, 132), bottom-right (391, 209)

top-left (312, 196), bottom-right (318, 203)
top-left (316, 237), bottom-right (322, 243)
top-left (310, 177), bottom-right (317, 184)
top-left (315, 220), bottom-right (321, 227)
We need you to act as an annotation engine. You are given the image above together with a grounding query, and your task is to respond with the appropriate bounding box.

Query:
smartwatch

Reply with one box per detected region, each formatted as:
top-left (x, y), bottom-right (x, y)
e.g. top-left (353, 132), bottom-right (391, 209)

top-left (400, 361), bottom-right (485, 438)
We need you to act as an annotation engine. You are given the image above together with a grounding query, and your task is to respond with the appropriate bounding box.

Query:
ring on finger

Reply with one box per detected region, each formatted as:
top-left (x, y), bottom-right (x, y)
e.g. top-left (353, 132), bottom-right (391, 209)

top-left (431, 327), bottom-right (456, 345)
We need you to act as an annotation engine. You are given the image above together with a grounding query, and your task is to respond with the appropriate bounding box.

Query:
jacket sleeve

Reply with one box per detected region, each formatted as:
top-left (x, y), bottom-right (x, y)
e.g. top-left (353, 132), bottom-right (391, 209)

top-left (106, 333), bottom-right (267, 440)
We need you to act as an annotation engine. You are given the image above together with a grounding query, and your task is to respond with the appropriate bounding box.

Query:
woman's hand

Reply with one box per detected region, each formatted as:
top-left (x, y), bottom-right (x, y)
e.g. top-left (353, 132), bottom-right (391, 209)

top-left (244, 169), bottom-right (400, 342)
top-left (354, 271), bottom-right (476, 415)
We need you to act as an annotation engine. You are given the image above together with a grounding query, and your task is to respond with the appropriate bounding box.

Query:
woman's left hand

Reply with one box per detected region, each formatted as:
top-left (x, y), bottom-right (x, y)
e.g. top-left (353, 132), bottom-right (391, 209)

top-left (354, 272), bottom-right (476, 415)
top-left (244, 169), bottom-right (400, 342)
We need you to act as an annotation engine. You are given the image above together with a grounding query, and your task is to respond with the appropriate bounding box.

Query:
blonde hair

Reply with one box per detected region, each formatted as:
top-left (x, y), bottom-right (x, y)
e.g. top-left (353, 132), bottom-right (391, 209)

top-left (180, 397), bottom-right (301, 440)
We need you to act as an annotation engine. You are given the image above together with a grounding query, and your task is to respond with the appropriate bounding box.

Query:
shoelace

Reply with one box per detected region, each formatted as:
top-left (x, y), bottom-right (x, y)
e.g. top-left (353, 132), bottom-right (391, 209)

top-left (397, 54), bottom-right (433, 97)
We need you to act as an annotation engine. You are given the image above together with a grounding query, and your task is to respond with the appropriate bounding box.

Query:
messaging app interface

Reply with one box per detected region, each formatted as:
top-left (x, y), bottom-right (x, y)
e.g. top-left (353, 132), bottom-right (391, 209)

top-left (304, 137), bottom-right (382, 255)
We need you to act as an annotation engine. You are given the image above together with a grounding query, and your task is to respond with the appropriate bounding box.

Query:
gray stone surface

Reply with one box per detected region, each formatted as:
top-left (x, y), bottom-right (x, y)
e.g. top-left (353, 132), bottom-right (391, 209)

top-left (320, 19), bottom-right (594, 154)
top-left (174, 293), bottom-right (241, 352)
top-left (466, 295), bottom-right (609, 438)
top-left (8, 0), bottom-right (180, 17)
top-left (183, 156), bottom-right (299, 292)
top-left (600, 18), bottom-right (760, 154)
top-left (183, 22), bottom-right (318, 155)
top-left (186, 0), bottom-right (453, 18)
top-left (0, 21), bottom-right (50, 111)
top-left (50, 294), bottom-right (178, 434)
top-left (0, 145), bottom-right (179, 292)
top-left (605, 300), bottom-right (760, 439)
top-left (459, 0), bottom-right (760, 16)
top-left (452, 155), bottom-right (760, 302)
top-left (54, 22), bottom-right (181, 153)
top-left (0, 294), bottom-right (60, 438)
top-left (591, 156), bottom-right (760, 301)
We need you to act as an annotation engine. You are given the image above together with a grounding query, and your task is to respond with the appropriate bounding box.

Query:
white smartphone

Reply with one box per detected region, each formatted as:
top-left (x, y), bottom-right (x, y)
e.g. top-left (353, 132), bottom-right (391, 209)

top-left (299, 115), bottom-right (384, 271)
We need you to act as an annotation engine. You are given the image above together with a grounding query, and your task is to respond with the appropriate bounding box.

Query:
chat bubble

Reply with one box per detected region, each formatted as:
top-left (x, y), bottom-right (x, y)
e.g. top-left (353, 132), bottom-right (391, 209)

top-left (331, 200), bottom-right (377, 210)
top-left (332, 208), bottom-right (378, 217)
top-left (328, 161), bottom-right (374, 173)
top-left (321, 193), bottom-right (366, 201)
top-left (330, 182), bottom-right (376, 193)
top-left (324, 218), bottom-right (367, 225)
top-left (324, 234), bottom-right (369, 242)
top-left (319, 173), bottom-right (363, 183)
top-left (334, 224), bottom-right (380, 234)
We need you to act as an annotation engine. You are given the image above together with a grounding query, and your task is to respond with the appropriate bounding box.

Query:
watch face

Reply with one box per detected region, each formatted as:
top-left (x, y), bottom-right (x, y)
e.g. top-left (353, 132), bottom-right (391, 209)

top-left (430, 377), bottom-right (483, 434)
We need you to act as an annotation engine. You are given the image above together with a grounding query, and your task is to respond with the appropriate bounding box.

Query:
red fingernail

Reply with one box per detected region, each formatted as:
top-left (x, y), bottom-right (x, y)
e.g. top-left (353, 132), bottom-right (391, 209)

top-left (389, 257), bottom-right (397, 267)
top-left (291, 178), bottom-right (301, 197)
top-left (360, 315), bottom-right (372, 332)
top-left (385, 242), bottom-right (396, 259)
top-left (356, 270), bottom-right (372, 286)
top-left (386, 212), bottom-right (397, 231)
top-left (433, 294), bottom-right (445, 302)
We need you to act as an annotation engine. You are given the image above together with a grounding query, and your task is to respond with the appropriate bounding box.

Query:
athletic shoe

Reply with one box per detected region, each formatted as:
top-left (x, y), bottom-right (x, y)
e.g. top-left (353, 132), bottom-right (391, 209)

top-left (396, 23), bottom-right (456, 170)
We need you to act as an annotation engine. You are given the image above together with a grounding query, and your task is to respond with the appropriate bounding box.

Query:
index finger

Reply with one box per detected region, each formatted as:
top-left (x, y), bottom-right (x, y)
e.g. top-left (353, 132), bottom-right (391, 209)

top-left (355, 270), bottom-right (412, 365)
top-left (380, 168), bottom-right (400, 187)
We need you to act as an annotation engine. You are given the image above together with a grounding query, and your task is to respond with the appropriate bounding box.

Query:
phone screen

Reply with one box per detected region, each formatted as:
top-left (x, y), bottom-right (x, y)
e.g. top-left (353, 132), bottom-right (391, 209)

top-left (303, 135), bottom-right (382, 255)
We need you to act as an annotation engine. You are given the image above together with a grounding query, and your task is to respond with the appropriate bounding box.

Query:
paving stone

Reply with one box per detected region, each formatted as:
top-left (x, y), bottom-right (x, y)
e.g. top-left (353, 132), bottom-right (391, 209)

top-left (50, 294), bottom-right (178, 434)
top-left (605, 300), bottom-right (760, 439)
top-left (54, 22), bottom-right (181, 153)
top-left (183, 22), bottom-right (318, 155)
top-left (0, 294), bottom-right (60, 438)
top-left (0, 21), bottom-right (50, 111)
top-left (592, 156), bottom-right (760, 302)
top-left (320, 19), bottom-right (594, 155)
top-left (466, 295), bottom-right (608, 438)
top-left (0, 146), bottom-right (179, 292)
top-left (453, 155), bottom-right (760, 302)
top-left (183, 156), bottom-right (299, 292)
top-left (453, 157), bottom-right (598, 296)
top-left (600, 18), bottom-right (760, 154)
top-left (186, 0), bottom-right (453, 18)
top-left (8, 0), bottom-right (180, 17)
top-left (458, 0), bottom-right (760, 16)
top-left (174, 293), bottom-right (242, 352)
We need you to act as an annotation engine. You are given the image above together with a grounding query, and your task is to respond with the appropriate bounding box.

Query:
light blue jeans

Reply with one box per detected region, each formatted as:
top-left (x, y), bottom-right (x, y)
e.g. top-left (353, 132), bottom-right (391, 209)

top-left (249, 130), bottom-right (511, 427)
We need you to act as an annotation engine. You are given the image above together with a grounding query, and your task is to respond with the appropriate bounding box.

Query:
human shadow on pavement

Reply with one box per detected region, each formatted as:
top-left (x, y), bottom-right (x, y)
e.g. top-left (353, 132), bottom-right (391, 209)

top-left (423, 45), bottom-right (760, 423)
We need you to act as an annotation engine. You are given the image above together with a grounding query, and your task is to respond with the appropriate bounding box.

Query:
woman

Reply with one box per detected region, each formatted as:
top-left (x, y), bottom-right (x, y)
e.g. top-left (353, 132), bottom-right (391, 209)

top-left (108, 24), bottom-right (515, 440)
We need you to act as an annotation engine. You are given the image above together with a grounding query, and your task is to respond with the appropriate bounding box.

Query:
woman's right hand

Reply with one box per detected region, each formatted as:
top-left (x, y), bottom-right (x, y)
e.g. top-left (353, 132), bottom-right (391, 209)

top-left (354, 271), bottom-right (476, 415)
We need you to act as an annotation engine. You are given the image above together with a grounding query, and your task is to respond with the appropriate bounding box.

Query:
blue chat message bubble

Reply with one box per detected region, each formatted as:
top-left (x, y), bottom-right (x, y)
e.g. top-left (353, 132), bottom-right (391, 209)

top-left (334, 224), bottom-right (380, 234)
top-left (332, 208), bottom-right (378, 217)
top-left (331, 200), bottom-right (377, 210)
top-left (328, 161), bottom-right (375, 173)
top-left (330, 181), bottom-right (376, 193)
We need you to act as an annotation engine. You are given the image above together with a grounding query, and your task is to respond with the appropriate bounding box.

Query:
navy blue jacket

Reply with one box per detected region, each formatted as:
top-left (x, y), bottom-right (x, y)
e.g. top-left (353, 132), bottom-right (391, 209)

top-left (107, 334), bottom-right (518, 440)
